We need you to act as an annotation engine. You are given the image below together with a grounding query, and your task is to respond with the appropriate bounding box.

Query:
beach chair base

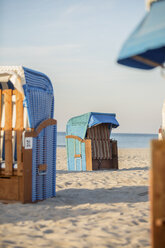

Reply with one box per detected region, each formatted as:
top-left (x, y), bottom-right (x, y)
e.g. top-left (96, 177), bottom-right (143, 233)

top-left (0, 118), bottom-right (57, 204)
top-left (0, 176), bottom-right (24, 202)
top-left (66, 130), bottom-right (119, 171)
top-left (92, 158), bottom-right (118, 170)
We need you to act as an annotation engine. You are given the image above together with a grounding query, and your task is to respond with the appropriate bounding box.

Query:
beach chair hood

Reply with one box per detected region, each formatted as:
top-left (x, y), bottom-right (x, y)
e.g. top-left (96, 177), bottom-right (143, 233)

top-left (66, 112), bottom-right (119, 139)
top-left (0, 66), bottom-right (54, 129)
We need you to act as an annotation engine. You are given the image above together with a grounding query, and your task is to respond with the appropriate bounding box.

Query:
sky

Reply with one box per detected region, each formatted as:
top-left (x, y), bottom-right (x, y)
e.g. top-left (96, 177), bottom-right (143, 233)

top-left (1, 0), bottom-right (165, 133)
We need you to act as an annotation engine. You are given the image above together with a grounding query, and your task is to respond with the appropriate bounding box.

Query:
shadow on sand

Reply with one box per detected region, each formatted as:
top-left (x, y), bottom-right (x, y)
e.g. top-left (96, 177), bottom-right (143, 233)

top-left (0, 185), bottom-right (148, 224)
top-left (55, 186), bottom-right (149, 205)
top-left (119, 166), bottom-right (149, 171)
top-left (56, 166), bottom-right (149, 174)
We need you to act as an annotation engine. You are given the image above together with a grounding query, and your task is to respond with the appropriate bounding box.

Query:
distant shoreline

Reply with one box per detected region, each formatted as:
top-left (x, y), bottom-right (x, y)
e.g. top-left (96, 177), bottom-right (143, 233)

top-left (58, 131), bottom-right (157, 135)
top-left (57, 133), bottom-right (157, 148)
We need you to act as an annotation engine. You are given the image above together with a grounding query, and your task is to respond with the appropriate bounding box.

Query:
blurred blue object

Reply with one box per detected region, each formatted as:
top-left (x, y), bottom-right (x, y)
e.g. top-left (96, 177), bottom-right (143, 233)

top-left (117, 0), bottom-right (165, 70)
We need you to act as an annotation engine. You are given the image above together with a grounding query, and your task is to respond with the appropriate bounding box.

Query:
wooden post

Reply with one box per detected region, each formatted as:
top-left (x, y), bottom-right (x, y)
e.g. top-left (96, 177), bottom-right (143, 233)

top-left (0, 90), bottom-right (1, 129)
top-left (151, 140), bottom-right (165, 248)
top-left (3, 90), bottom-right (13, 176)
top-left (0, 89), bottom-right (1, 169)
top-left (14, 90), bottom-right (24, 129)
top-left (22, 145), bottom-right (32, 203)
top-left (14, 90), bottom-right (24, 176)
top-left (85, 139), bottom-right (92, 171)
top-left (112, 140), bottom-right (118, 169)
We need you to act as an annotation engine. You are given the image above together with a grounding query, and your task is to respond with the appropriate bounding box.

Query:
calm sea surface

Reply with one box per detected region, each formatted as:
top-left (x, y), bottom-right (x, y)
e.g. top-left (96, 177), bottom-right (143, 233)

top-left (57, 132), bottom-right (157, 148)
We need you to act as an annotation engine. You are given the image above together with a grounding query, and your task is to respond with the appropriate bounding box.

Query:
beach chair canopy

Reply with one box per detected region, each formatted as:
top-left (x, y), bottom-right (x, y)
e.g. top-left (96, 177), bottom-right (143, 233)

top-left (66, 112), bottom-right (119, 139)
top-left (117, 0), bottom-right (165, 70)
top-left (0, 66), bottom-right (54, 129)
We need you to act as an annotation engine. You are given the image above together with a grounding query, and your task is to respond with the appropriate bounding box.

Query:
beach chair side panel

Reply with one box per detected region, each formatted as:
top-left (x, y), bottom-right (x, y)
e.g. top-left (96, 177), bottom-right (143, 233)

top-left (66, 136), bottom-right (86, 171)
top-left (24, 119), bottom-right (57, 203)
top-left (66, 138), bottom-right (76, 171)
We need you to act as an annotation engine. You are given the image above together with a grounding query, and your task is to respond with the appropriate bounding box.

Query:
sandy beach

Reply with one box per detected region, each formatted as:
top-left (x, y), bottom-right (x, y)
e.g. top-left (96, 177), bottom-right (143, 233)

top-left (0, 147), bottom-right (150, 248)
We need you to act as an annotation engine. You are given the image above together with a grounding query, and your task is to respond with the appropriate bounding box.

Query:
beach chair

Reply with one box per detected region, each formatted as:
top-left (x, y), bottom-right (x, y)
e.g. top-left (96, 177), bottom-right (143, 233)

top-left (66, 112), bottom-right (119, 171)
top-left (0, 66), bottom-right (57, 203)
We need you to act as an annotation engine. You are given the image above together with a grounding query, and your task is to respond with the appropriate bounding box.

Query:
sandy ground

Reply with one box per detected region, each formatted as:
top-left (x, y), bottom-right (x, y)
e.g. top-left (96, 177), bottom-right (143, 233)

top-left (0, 148), bottom-right (150, 248)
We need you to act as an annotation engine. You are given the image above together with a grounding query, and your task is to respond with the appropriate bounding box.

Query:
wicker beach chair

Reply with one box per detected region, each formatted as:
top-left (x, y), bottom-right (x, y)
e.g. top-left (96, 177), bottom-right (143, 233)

top-left (66, 112), bottom-right (119, 171)
top-left (0, 66), bottom-right (57, 203)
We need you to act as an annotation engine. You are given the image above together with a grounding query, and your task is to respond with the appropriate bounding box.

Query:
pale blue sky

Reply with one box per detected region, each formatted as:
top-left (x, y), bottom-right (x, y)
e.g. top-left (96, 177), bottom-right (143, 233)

top-left (1, 0), bottom-right (164, 133)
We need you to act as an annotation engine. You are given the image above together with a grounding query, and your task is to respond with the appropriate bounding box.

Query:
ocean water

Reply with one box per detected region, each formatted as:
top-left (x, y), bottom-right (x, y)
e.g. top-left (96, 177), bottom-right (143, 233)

top-left (57, 132), bottom-right (158, 148)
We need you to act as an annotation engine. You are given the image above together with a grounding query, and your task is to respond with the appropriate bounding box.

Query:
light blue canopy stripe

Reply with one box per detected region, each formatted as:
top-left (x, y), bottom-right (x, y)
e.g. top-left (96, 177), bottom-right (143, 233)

top-left (117, 0), bottom-right (165, 70)
top-left (66, 112), bottom-right (119, 139)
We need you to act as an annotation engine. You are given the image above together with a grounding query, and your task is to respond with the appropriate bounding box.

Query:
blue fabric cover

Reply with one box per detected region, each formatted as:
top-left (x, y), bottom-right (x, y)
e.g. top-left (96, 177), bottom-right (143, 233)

top-left (88, 113), bottom-right (119, 128)
top-left (0, 80), bottom-right (14, 90)
top-left (117, 0), bottom-right (165, 69)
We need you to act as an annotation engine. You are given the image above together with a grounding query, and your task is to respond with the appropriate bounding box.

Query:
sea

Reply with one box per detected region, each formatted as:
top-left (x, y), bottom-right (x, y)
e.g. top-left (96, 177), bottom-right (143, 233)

top-left (57, 132), bottom-right (158, 149)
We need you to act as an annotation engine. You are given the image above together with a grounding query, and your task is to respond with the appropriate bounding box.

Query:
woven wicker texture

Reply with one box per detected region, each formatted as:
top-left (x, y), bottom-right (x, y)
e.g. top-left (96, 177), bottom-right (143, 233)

top-left (32, 123), bottom-right (57, 202)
